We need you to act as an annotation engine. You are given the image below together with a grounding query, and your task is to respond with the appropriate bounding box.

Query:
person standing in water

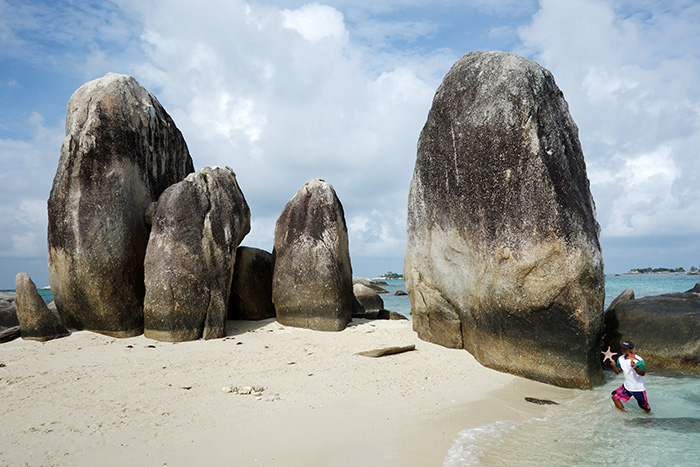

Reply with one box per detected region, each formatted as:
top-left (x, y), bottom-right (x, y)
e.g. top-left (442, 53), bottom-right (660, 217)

top-left (610, 340), bottom-right (651, 412)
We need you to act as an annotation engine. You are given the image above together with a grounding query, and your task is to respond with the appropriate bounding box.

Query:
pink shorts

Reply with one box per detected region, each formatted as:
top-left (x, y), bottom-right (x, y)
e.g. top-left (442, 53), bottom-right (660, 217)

top-left (612, 384), bottom-right (650, 411)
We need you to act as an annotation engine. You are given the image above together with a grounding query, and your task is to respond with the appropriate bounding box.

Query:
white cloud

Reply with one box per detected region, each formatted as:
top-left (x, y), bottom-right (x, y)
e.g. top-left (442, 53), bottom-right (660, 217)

top-left (0, 114), bottom-right (63, 260)
top-left (281, 3), bottom-right (348, 43)
top-left (126, 0), bottom-right (437, 264)
top-left (518, 0), bottom-right (700, 245)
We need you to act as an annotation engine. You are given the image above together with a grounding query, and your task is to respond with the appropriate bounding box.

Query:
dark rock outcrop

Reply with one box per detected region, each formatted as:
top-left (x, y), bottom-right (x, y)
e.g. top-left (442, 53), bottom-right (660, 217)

top-left (47, 73), bottom-right (194, 337)
top-left (228, 247), bottom-right (276, 321)
top-left (272, 179), bottom-right (353, 331)
top-left (353, 283), bottom-right (384, 313)
top-left (15, 273), bottom-right (69, 341)
top-left (0, 292), bottom-right (19, 328)
top-left (144, 166), bottom-right (250, 341)
top-left (603, 284), bottom-right (700, 373)
top-left (405, 51), bottom-right (605, 389)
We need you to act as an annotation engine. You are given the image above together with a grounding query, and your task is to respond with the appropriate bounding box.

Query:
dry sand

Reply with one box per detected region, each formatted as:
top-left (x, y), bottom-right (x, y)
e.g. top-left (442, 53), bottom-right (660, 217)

top-left (1, 319), bottom-right (575, 466)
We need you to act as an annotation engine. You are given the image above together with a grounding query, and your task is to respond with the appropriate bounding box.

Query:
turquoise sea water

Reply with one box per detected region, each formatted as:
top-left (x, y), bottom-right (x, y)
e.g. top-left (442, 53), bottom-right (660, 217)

top-left (440, 273), bottom-right (700, 467)
top-left (378, 272), bottom-right (700, 318)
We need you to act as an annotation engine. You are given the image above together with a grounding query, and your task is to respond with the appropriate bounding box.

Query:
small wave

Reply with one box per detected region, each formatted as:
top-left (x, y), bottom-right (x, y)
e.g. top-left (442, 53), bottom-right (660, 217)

top-left (443, 419), bottom-right (540, 466)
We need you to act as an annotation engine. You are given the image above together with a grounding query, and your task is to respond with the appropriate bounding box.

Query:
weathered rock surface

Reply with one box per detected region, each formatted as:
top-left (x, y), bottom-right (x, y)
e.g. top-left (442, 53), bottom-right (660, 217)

top-left (15, 273), bottom-right (69, 341)
top-left (47, 73), bottom-right (194, 337)
top-left (272, 179), bottom-right (353, 331)
top-left (405, 51), bottom-right (605, 389)
top-left (353, 283), bottom-right (384, 313)
top-left (144, 166), bottom-right (250, 341)
top-left (228, 247), bottom-right (276, 321)
top-left (603, 284), bottom-right (700, 373)
top-left (0, 292), bottom-right (19, 328)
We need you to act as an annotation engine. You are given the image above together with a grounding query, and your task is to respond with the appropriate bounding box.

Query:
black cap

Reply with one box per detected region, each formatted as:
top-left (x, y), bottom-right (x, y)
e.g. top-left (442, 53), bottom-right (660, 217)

top-left (621, 340), bottom-right (634, 350)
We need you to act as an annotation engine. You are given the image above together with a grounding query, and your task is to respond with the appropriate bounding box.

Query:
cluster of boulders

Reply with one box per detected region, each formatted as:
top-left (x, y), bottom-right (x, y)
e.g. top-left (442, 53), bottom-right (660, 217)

top-left (9, 72), bottom-right (397, 344)
top-left (603, 284), bottom-right (700, 374)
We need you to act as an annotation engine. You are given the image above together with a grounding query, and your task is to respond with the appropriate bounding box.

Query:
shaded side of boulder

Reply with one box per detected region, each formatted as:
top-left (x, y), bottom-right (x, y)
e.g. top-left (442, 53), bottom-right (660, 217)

top-left (405, 51), bottom-right (605, 389)
top-left (47, 73), bottom-right (194, 337)
top-left (272, 179), bottom-right (353, 331)
top-left (144, 166), bottom-right (250, 341)
top-left (228, 247), bottom-right (276, 321)
top-left (603, 291), bottom-right (700, 373)
top-left (0, 292), bottom-right (19, 328)
top-left (15, 273), bottom-right (69, 341)
top-left (353, 283), bottom-right (384, 313)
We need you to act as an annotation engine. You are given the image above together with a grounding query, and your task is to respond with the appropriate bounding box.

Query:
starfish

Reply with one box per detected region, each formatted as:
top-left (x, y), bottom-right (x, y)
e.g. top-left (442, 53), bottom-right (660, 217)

top-left (601, 346), bottom-right (617, 363)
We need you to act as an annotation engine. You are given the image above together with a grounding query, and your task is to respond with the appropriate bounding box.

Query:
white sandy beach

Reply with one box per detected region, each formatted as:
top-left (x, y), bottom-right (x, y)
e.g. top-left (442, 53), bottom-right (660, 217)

top-left (1, 319), bottom-right (574, 466)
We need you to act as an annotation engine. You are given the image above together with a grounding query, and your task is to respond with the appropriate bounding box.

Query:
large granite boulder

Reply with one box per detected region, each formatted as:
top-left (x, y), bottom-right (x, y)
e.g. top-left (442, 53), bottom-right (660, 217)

top-left (47, 73), bottom-right (194, 337)
top-left (0, 292), bottom-right (19, 328)
top-left (353, 284), bottom-right (384, 313)
top-left (15, 273), bottom-right (69, 341)
top-left (228, 247), bottom-right (276, 321)
top-left (405, 51), bottom-right (605, 389)
top-left (603, 284), bottom-right (700, 373)
top-left (144, 166), bottom-right (250, 341)
top-left (272, 179), bottom-right (353, 331)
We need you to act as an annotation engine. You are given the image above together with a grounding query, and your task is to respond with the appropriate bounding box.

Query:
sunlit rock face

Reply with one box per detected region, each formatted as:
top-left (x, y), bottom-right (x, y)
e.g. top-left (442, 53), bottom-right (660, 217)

top-left (48, 73), bottom-right (194, 337)
top-left (272, 179), bottom-right (354, 332)
top-left (143, 166), bottom-right (250, 342)
top-left (405, 52), bottom-right (605, 389)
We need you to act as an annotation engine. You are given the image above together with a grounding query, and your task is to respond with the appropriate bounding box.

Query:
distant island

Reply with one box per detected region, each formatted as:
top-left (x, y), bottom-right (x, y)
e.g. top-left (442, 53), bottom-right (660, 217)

top-left (374, 271), bottom-right (404, 280)
top-left (627, 266), bottom-right (698, 275)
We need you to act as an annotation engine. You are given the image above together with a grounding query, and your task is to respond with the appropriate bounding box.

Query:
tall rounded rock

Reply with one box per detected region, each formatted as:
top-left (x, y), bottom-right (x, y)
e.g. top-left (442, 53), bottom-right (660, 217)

top-left (144, 166), bottom-right (250, 341)
top-left (15, 273), bottom-right (69, 341)
top-left (405, 52), bottom-right (605, 389)
top-left (272, 179), bottom-right (353, 331)
top-left (47, 73), bottom-right (194, 337)
top-left (228, 247), bottom-right (276, 321)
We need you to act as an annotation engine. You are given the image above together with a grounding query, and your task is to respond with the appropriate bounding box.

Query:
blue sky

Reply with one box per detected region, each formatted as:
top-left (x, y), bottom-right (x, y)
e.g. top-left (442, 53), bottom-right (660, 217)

top-left (1, 0), bottom-right (699, 288)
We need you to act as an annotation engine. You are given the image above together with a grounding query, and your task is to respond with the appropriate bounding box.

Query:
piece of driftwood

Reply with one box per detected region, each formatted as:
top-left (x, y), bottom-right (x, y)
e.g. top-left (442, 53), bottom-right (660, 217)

top-left (356, 344), bottom-right (416, 358)
top-left (0, 326), bottom-right (21, 343)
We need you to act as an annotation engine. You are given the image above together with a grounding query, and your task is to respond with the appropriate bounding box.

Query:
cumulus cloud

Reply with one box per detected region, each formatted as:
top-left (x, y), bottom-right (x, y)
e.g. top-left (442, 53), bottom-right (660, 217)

top-left (125, 0), bottom-right (438, 274)
top-left (0, 114), bottom-right (63, 261)
top-left (518, 0), bottom-right (700, 246)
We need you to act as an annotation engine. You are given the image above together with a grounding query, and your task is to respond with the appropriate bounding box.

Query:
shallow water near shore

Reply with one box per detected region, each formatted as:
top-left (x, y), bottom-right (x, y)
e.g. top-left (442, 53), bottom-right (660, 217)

top-left (444, 372), bottom-right (700, 466)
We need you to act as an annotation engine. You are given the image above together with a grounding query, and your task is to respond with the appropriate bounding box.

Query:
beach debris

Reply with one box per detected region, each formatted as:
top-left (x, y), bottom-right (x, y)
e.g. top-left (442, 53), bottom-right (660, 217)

top-left (222, 385), bottom-right (268, 398)
top-left (357, 344), bottom-right (416, 358)
top-left (525, 397), bottom-right (559, 405)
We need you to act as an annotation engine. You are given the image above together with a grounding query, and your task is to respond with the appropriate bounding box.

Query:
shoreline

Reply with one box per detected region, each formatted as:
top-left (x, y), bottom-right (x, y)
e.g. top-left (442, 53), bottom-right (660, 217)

top-left (1, 318), bottom-right (575, 466)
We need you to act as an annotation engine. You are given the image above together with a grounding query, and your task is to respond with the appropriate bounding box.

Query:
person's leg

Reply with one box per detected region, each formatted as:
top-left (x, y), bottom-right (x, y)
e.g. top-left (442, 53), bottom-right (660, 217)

top-left (611, 385), bottom-right (628, 411)
top-left (612, 396), bottom-right (625, 411)
top-left (632, 391), bottom-right (651, 412)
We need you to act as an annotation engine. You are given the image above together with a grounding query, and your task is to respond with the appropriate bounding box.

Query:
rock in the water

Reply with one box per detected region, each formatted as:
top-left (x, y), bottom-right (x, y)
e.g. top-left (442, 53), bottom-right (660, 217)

top-left (272, 179), bottom-right (353, 331)
top-left (228, 247), bottom-right (276, 321)
top-left (14, 273), bottom-right (69, 341)
top-left (353, 283), bottom-right (384, 313)
top-left (144, 166), bottom-right (250, 341)
top-left (405, 51), bottom-right (605, 389)
top-left (47, 73), bottom-right (194, 337)
top-left (603, 289), bottom-right (700, 374)
top-left (524, 397), bottom-right (559, 405)
top-left (0, 292), bottom-right (19, 328)
top-left (395, 290), bottom-right (407, 296)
